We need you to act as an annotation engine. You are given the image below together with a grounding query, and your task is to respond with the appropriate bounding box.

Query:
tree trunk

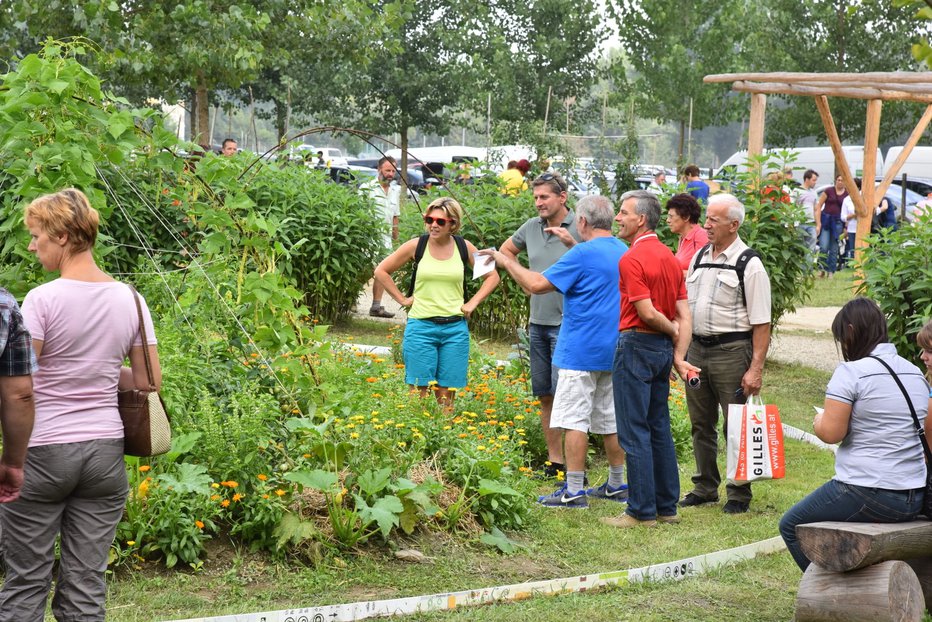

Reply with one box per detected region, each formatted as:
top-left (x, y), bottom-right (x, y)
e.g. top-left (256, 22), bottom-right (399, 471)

top-left (399, 124), bottom-right (409, 186)
top-left (274, 98), bottom-right (286, 143)
top-left (194, 76), bottom-right (209, 147)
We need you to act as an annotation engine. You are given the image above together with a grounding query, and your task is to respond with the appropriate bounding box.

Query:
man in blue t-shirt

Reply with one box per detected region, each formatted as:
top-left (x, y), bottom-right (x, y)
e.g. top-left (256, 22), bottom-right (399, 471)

top-left (684, 164), bottom-right (710, 203)
top-left (483, 195), bottom-right (629, 508)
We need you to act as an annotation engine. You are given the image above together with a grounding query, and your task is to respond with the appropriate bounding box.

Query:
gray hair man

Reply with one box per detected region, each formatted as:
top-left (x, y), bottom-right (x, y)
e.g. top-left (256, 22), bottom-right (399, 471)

top-left (485, 195), bottom-right (628, 507)
top-left (680, 193), bottom-right (772, 515)
top-left (498, 173), bottom-right (581, 478)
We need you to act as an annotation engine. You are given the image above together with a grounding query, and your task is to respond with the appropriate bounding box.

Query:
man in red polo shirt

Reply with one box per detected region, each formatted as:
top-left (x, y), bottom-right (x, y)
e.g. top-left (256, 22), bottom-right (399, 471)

top-left (601, 190), bottom-right (698, 529)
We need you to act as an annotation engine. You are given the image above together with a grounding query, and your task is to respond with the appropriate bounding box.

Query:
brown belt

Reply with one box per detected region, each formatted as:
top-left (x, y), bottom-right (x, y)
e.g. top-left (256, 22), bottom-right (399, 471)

top-left (620, 327), bottom-right (662, 335)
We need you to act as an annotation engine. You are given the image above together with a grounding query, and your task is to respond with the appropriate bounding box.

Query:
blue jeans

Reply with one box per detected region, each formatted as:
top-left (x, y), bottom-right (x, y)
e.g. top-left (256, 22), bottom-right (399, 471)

top-left (817, 216), bottom-right (843, 273)
top-left (612, 331), bottom-right (680, 520)
top-left (779, 479), bottom-right (923, 571)
top-left (529, 323), bottom-right (560, 396)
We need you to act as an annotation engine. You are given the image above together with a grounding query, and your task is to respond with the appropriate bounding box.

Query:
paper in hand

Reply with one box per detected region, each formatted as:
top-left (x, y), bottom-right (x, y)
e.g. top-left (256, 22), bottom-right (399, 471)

top-left (472, 250), bottom-right (495, 279)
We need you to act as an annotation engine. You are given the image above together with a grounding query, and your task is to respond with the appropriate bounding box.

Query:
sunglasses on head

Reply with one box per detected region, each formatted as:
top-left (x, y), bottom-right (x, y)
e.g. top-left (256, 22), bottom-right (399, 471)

top-left (424, 216), bottom-right (454, 226)
top-left (536, 172), bottom-right (567, 192)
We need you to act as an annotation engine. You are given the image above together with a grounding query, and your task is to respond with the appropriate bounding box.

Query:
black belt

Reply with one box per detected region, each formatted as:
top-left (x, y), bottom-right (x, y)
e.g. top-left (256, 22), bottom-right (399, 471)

top-left (423, 316), bottom-right (465, 325)
top-left (692, 331), bottom-right (752, 346)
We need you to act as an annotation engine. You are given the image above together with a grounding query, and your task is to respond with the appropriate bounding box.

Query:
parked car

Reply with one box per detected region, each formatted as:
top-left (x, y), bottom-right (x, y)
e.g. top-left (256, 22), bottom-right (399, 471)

top-left (880, 175), bottom-right (932, 198)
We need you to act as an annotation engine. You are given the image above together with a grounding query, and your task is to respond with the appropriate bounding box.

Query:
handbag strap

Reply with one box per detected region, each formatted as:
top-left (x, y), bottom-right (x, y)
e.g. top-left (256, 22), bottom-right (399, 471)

top-left (868, 355), bottom-right (932, 461)
top-left (127, 284), bottom-right (157, 391)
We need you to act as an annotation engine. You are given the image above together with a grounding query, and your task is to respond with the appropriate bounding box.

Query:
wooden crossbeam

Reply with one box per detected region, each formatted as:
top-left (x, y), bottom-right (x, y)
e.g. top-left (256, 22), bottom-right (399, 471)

top-left (731, 81), bottom-right (932, 104)
top-left (705, 71), bottom-right (932, 84)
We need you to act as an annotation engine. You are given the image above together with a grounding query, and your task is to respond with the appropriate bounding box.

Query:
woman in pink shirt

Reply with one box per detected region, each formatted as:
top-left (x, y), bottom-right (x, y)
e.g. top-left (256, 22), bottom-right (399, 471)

top-left (0, 188), bottom-right (161, 621)
top-left (665, 193), bottom-right (709, 273)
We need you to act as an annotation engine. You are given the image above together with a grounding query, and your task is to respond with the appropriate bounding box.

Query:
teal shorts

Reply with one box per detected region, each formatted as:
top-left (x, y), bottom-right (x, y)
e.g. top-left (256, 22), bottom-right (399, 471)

top-left (403, 318), bottom-right (470, 388)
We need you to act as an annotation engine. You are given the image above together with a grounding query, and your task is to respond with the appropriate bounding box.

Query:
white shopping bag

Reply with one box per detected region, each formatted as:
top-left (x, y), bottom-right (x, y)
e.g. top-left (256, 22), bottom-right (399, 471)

top-left (726, 395), bottom-right (785, 485)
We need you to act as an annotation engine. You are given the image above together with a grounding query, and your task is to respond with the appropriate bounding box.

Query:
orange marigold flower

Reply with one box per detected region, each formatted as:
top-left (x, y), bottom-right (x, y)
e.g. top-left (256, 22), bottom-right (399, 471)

top-left (138, 465), bottom-right (151, 472)
top-left (257, 474), bottom-right (268, 481)
top-left (195, 520), bottom-right (205, 529)
top-left (221, 499), bottom-right (231, 508)
top-left (233, 493), bottom-right (244, 502)
top-left (275, 489), bottom-right (286, 497)
top-left (365, 377), bottom-right (378, 383)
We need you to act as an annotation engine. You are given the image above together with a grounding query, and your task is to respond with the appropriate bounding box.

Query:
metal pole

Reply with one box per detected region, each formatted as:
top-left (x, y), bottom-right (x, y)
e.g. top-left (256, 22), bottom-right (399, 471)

top-left (543, 86), bottom-right (552, 135)
top-left (487, 92), bottom-right (492, 148)
top-left (687, 97), bottom-right (694, 162)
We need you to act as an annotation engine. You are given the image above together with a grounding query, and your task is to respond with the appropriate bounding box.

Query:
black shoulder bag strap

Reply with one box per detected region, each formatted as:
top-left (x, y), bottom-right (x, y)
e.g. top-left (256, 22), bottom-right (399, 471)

top-left (406, 234), bottom-right (470, 301)
top-left (868, 355), bottom-right (932, 461)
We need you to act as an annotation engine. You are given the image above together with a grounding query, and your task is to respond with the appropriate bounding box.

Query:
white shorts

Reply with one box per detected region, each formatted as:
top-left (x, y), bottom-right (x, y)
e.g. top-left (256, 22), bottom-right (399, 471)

top-left (549, 369), bottom-right (616, 434)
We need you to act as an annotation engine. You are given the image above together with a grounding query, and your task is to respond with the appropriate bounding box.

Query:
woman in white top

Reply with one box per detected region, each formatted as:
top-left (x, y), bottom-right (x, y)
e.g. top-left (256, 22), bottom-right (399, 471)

top-left (778, 298), bottom-right (929, 571)
top-left (0, 188), bottom-right (161, 621)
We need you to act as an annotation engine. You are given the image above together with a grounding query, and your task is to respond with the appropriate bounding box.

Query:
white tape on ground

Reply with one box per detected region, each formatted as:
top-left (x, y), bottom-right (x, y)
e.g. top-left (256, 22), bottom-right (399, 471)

top-left (782, 423), bottom-right (837, 454)
top-left (167, 537), bottom-right (785, 622)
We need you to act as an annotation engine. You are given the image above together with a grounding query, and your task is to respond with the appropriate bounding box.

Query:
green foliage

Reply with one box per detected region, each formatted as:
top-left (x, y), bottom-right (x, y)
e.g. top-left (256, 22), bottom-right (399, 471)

top-left (728, 153), bottom-right (817, 327)
top-left (399, 181), bottom-right (536, 339)
top-left (856, 212), bottom-right (932, 360)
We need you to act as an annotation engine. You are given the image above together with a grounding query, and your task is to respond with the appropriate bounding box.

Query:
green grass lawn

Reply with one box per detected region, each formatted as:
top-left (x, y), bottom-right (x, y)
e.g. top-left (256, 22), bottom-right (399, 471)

top-left (102, 357), bottom-right (843, 622)
top-left (803, 269), bottom-right (858, 307)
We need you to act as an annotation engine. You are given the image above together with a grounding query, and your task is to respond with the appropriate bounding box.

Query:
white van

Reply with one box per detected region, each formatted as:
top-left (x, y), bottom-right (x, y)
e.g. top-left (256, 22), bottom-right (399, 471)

top-left (716, 146), bottom-right (880, 183)
top-left (882, 146), bottom-right (932, 179)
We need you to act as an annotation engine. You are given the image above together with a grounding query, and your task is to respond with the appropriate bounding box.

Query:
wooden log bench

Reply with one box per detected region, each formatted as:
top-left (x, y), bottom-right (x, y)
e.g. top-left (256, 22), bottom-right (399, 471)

top-left (794, 521), bottom-right (932, 622)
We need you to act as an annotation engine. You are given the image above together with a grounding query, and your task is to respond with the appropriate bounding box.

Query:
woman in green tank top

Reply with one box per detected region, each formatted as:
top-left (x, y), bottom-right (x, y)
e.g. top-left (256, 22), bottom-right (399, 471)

top-left (374, 197), bottom-right (500, 408)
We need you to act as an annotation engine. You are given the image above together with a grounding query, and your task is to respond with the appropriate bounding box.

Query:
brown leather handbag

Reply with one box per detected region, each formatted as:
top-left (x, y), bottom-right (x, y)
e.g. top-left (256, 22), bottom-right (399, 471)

top-left (118, 286), bottom-right (170, 457)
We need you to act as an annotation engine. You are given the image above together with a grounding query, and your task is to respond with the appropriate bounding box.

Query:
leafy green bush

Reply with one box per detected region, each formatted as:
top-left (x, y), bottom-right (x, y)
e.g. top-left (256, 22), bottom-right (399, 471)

top-left (857, 212), bottom-right (932, 360)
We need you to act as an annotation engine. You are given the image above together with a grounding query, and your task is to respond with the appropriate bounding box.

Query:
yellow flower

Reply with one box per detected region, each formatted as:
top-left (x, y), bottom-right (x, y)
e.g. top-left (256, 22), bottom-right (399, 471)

top-left (137, 479), bottom-right (150, 498)
top-left (138, 465), bottom-right (151, 472)
top-left (257, 474), bottom-right (268, 481)
top-left (397, 441), bottom-right (407, 448)
top-left (477, 445), bottom-right (486, 451)
top-left (275, 489), bottom-right (286, 497)
top-left (126, 540), bottom-right (136, 546)
top-left (350, 432), bottom-right (360, 439)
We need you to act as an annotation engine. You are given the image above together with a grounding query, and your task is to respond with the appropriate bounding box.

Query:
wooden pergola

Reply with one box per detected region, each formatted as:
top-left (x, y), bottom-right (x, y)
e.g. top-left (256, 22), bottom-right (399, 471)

top-left (703, 72), bottom-right (932, 259)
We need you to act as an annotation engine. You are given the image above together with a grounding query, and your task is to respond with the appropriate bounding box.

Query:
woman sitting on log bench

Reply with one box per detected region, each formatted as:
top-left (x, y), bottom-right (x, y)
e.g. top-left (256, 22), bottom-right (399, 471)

top-left (779, 298), bottom-right (931, 571)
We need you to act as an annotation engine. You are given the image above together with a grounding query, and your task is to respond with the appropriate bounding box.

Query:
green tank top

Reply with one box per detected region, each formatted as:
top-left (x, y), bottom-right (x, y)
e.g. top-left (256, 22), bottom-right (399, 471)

top-left (409, 242), bottom-right (465, 319)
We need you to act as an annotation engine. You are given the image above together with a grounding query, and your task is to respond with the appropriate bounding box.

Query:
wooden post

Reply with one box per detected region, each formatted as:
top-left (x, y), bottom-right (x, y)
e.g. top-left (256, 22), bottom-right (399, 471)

top-left (856, 99), bottom-right (882, 266)
top-left (747, 94), bottom-right (767, 158)
top-left (795, 560), bottom-right (925, 622)
top-left (814, 96), bottom-right (866, 216)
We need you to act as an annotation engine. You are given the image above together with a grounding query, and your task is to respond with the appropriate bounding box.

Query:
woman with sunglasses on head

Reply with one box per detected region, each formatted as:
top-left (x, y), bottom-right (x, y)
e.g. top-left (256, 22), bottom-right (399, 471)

top-left (374, 197), bottom-right (499, 407)
top-left (778, 298), bottom-right (929, 572)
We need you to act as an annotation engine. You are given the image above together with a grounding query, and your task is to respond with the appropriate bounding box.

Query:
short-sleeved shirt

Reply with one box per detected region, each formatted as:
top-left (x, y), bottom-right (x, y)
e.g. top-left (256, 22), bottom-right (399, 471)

top-left (686, 236), bottom-right (771, 335)
top-left (543, 236), bottom-right (628, 371)
top-left (840, 197), bottom-right (860, 234)
top-left (0, 288), bottom-right (38, 377)
top-left (687, 180), bottom-right (710, 202)
top-left (821, 187), bottom-right (847, 219)
top-left (675, 225), bottom-right (709, 271)
top-left (618, 232), bottom-right (686, 331)
top-left (826, 343), bottom-right (929, 489)
top-left (510, 210), bottom-right (580, 326)
top-left (361, 179), bottom-right (401, 245)
top-left (498, 169), bottom-right (527, 196)
top-left (795, 186), bottom-right (819, 225)
top-left (23, 280), bottom-right (157, 447)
